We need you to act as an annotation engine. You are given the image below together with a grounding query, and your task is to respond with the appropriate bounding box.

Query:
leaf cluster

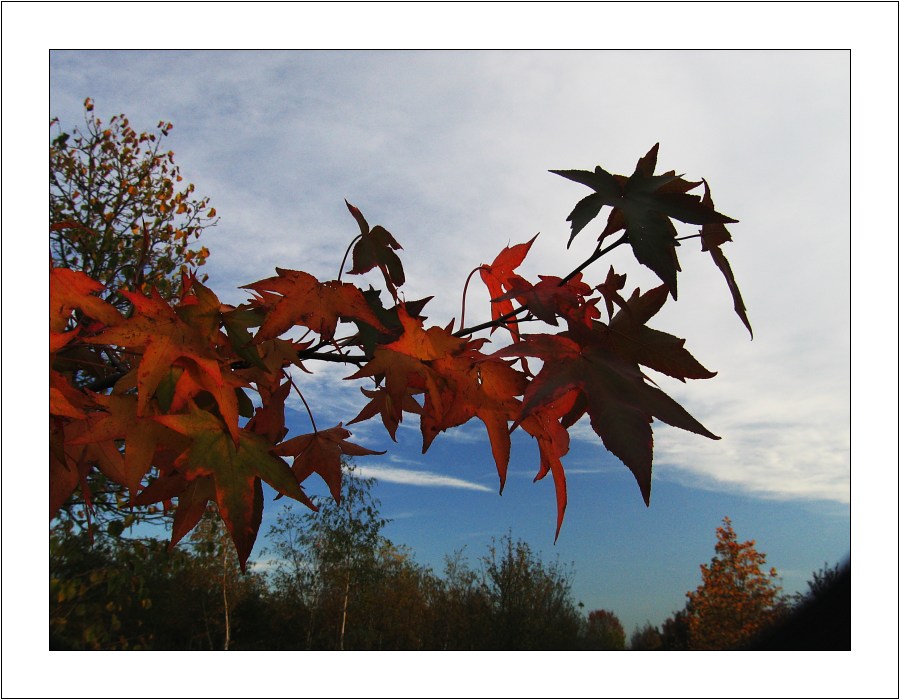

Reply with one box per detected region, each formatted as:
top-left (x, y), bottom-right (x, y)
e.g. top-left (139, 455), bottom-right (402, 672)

top-left (50, 144), bottom-right (750, 568)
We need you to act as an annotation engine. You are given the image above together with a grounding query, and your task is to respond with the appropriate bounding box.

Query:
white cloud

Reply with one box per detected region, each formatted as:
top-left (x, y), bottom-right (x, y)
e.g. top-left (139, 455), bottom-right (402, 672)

top-left (354, 464), bottom-right (493, 492)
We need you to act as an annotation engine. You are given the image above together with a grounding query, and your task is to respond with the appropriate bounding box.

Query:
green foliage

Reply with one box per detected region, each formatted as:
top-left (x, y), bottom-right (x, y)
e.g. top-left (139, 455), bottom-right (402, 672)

top-left (51, 508), bottom-right (268, 651)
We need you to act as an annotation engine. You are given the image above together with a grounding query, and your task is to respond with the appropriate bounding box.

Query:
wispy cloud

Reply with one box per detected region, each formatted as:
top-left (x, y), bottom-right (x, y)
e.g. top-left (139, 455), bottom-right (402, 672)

top-left (354, 464), bottom-right (493, 492)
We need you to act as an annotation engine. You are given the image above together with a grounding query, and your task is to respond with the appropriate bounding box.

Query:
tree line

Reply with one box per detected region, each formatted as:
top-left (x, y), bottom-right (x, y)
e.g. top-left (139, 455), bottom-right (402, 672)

top-left (52, 465), bottom-right (609, 650)
top-left (51, 464), bottom-right (844, 651)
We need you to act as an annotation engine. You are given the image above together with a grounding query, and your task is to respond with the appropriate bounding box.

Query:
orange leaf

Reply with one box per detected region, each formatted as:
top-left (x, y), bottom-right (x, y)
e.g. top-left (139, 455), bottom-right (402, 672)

top-left (275, 424), bottom-right (384, 503)
top-left (244, 268), bottom-right (389, 343)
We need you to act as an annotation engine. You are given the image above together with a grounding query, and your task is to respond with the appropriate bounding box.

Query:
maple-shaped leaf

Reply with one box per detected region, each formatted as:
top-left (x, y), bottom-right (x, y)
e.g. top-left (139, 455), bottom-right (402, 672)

top-left (607, 286), bottom-right (717, 382)
top-left (596, 266), bottom-right (629, 321)
top-left (245, 379), bottom-right (292, 443)
top-left (51, 416), bottom-right (130, 512)
top-left (50, 419), bottom-right (91, 517)
top-left (90, 287), bottom-right (241, 441)
top-left (169, 476), bottom-right (220, 550)
top-left (154, 405), bottom-right (315, 569)
top-left (138, 472), bottom-right (241, 561)
top-left (552, 144), bottom-right (738, 298)
top-left (50, 265), bottom-right (121, 333)
top-left (243, 268), bottom-right (389, 343)
top-left (479, 235), bottom-right (538, 340)
top-left (353, 287), bottom-right (432, 356)
top-left (274, 424), bottom-right (385, 503)
top-left (419, 353), bottom-right (527, 491)
top-left (348, 385), bottom-right (422, 441)
top-left (519, 390), bottom-right (579, 541)
top-left (221, 306), bottom-right (269, 371)
top-left (66, 393), bottom-right (187, 495)
top-left (50, 370), bottom-right (91, 419)
top-left (494, 273), bottom-right (594, 327)
top-left (497, 330), bottom-right (719, 505)
top-left (699, 180), bottom-right (753, 338)
top-left (345, 200), bottom-right (406, 296)
top-left (346, 306), bottom-right (466, 425)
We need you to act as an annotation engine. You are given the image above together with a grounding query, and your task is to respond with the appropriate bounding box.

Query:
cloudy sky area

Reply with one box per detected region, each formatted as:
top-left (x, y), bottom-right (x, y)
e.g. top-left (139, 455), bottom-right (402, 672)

top-left (0, 2), bottom-right (892, 695)
top-left (47, 47), bottom-right (856, 626)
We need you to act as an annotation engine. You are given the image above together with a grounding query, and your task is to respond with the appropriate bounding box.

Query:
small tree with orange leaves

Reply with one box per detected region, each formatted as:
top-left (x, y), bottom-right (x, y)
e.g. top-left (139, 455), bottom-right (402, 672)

top-left (51, 98), bottom-right (218, 314)
top-left (685, 517), bottom-right (784, 649)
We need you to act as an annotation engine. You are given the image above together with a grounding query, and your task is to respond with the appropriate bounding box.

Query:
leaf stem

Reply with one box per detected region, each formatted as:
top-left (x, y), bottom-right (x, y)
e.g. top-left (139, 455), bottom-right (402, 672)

top-left (337, 234), bottom-right (363, 282)
top-left (459, 266), bottom-right (487, 332)
top-left (289, 376), bottom-right (318, 433)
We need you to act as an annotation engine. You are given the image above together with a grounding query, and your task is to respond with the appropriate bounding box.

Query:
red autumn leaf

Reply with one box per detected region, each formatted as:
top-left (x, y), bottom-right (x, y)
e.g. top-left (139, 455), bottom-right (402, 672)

top-left (274, 424), bottom-right (385, 504)
top-left (519, 390), bottom-right (579, 541)
top-left (348, 385), bottom-right (422, 441)
top-left (420, 353), bottom-right (526, 492)
top-left (90, 287), bottom-right (241, 441)
top-left (51, 416), bottom-right (129, 511)
top-left (346, 305), bottom-right (466, 421)
top-left (480, 234), bottom-right (538, 340)
top-left (595, 265), bottom-right (629, 321)
top-left (50, 419), bottom-right (91, 518)
top-left (65, 393), bottom-right (186, 495)
top-left (243, 267), bottom-right (389, 343)
top-left (497, 329), bottom-right (718, 506)
top-left (245, 379), bottom-right (292, 443)
top-left (50, 264), bottom-right (121, 333)
top-left (50, 370), bottom-right (91, 419)
top-left (168, 476), bottom-right (220, 551)
top-left (493, 273), bottom-right (595, 327)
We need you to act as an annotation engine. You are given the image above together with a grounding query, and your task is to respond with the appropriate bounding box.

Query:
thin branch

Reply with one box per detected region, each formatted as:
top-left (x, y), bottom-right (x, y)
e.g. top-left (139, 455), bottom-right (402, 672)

top-left (297, 351), bottom-right (367, 366)
top-left (455, 305), bottom-right (530, 338)
top-left (559, 234), bottom-right (629, 285)
top-left (84, 370), bottom-right (129, 392)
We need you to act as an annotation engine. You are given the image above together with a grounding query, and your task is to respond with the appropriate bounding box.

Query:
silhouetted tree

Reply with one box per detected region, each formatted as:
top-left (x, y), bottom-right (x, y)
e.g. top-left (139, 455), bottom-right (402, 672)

top-left (659, 609), bottom-right (691, 650)
top-left (480, 533), bottom-right (582, 649)
top-left (629, 622), bottom-right (662, 650)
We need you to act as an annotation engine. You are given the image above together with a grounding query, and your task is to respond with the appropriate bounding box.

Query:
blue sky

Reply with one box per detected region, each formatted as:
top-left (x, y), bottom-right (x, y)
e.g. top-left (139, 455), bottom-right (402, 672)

top-left (3, 3), bottom-right (897, 698)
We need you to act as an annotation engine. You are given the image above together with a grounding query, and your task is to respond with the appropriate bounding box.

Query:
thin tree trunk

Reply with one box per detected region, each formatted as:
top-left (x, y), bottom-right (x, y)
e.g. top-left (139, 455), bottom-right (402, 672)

top-left (339, 570), bottom-right (351, 650)
top-left (223, 545), bottom-right (231, 651)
